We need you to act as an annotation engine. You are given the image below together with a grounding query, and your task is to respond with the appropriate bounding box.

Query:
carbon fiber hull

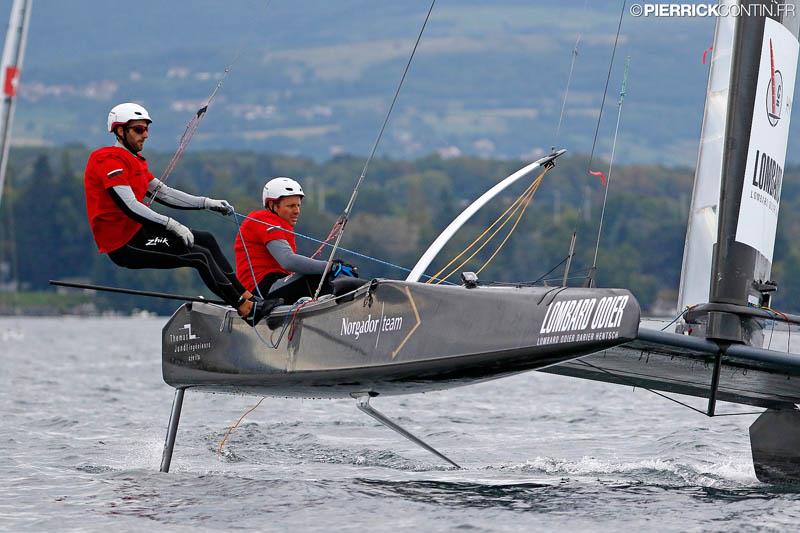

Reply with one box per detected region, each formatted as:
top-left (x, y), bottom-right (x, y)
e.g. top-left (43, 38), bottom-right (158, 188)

top-left (162, 280), bottom-right (641, 398)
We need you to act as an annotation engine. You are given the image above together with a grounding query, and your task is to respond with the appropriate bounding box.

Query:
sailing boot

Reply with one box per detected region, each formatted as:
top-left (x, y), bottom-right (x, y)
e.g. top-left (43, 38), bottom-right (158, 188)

top-left (243, 297), bottom-right (283, 327)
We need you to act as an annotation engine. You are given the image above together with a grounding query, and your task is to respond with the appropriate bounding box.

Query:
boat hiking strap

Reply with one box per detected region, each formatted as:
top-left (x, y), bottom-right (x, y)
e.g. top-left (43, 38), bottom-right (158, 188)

top-left (313, 0), bottom-right (438, 300)
top-left (146, 52), bottom-right (240, 207)
top-left (427, 167), bottom-right (549, 284)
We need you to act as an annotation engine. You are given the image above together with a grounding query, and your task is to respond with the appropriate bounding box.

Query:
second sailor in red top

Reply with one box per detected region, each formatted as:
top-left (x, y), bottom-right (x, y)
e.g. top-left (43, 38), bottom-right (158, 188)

top-left (235, 177), bottom-right (359, 304)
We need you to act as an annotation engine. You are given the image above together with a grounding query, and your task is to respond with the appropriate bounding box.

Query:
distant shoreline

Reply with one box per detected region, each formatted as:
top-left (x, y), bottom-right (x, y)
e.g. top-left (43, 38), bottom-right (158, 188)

top-left (0, 291), bottom-right (163, 317)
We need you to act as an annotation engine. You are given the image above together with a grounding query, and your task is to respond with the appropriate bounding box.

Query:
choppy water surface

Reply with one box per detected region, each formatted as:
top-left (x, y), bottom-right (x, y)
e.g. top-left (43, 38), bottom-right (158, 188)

top-left (2, 317), bottom-right (800, 531)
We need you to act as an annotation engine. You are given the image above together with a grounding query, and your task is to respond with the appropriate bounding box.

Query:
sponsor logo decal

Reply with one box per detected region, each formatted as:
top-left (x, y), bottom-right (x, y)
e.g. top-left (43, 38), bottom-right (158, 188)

top-left (340, 313), bottom-right (403, 340)
top-left (170, 323), bottom-right (211, 356)
top-left (750, 149), bottom-right (783, 211)
top-left (537, 295), bottom-right (629, 346)
top-left (735, 19), bottom-right (798, 263)
top-left (338, 289), bottom-right (420, 359)
top-left (146, 237), bottom-right (169, 247)
top-left (766, 39), bottom-right (784, 127)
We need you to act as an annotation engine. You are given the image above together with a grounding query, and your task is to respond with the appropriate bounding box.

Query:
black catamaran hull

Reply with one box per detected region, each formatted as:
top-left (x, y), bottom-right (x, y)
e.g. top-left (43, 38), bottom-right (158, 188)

top-left (162, 280), bottom-right (641, 398)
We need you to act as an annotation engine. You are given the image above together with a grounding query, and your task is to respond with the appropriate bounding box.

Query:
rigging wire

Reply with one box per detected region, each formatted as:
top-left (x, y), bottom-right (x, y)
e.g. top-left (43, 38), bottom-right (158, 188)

top-left (575, 358), bottom-right (761, 418)
top-left (552, 0), bottom-right (590, 147)
top-left (761, 306), bottom-right (792, 352)
top-left (476, 189), bottom-right (537, 275)
top-left (530, 255), bottom-right (570, 285)
top-left (427, 177), bottom-right (538, 283)
top-left (660, 305), bottom-right (694, 331)
top-left (427, 168), bottom-right (548, 284)
top-left (555, 0), bottom-right (628, 288)
top-left (582, 0), bottom-right (628, 287)
top-left (313, 0), bottom-right (437, 299)
top-left (146, 53), bottom-right (241, 207)
top-left (590, 56), bottom-right (631, 275)
top-left (585, 0), bottom-right (627, 177)
top-left (225, 210), bottom-right (453, 283)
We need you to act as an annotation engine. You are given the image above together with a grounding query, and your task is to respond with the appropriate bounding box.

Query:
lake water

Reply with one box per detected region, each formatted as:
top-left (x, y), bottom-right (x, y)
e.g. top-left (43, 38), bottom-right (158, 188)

top-left (2, 317), bottom-right (799, 531)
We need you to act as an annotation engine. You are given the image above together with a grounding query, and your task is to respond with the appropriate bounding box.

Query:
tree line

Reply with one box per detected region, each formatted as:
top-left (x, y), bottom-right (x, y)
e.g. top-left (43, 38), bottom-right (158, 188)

top-left (2, 145), bottom-right (799, 315)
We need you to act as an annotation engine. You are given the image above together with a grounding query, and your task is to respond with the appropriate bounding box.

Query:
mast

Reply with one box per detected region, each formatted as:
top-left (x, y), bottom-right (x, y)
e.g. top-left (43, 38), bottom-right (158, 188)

top-left (0, 0), bottom-right (32, 211)
top-left (706, 0), bottom-right (799, 344)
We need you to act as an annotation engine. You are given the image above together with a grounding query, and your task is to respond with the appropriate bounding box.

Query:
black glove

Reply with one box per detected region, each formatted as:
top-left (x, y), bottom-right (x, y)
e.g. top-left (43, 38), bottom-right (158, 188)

top-left (330, 259), bottom-right (358, 278)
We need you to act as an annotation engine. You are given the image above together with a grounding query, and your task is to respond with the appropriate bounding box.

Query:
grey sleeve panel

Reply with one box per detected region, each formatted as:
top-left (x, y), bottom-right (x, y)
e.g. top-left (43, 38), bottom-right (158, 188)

top-left (266, 239), bottom-right (328, 275)
top-left (111, 185), bottom-right (170, 226)
top-left (147, 177), bottom-right (206, 209)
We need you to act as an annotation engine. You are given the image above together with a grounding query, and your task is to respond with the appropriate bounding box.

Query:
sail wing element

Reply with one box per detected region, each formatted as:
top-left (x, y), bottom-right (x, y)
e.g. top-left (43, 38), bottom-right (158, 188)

top-left (677, 3), bottom-right (737, 312)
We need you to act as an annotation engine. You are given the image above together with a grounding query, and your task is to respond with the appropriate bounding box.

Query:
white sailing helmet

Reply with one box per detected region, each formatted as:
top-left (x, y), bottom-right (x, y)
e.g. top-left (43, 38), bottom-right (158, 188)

top-left (107, 102), bottom-right (152, 132)
top-left (262, 177), bottom-right (305, 207)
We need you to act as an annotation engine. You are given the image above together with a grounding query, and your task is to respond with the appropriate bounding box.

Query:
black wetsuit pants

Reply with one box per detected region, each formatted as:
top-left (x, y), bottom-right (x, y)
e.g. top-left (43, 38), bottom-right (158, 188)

top-left (256, 272), bottom-right (332, 305)
top-left (108, 226), bottom-right (246, 307)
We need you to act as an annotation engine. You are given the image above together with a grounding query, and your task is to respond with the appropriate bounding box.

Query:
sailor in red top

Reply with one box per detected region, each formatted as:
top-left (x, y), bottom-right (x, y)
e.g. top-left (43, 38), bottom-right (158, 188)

top-left (235, 177), bottom-right (359, 304)
top-left (84, 102), bottom-right (280, 326)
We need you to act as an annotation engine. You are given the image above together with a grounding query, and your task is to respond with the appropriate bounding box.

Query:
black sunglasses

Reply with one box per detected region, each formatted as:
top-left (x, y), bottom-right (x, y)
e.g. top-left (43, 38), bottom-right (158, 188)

top-left (127, 125), bottom-right (149, 134)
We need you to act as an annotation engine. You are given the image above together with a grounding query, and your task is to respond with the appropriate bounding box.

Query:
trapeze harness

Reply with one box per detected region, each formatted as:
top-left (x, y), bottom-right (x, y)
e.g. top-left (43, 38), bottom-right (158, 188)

top-left (84, 144), bottom-right (247, 307)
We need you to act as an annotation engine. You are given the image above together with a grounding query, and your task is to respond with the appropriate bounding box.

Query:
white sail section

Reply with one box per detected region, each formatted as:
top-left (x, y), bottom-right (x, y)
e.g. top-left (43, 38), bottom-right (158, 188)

top-left (676, 3), bottom-right (737, 313)
top-left (0, 0), bottom-right (32, 210)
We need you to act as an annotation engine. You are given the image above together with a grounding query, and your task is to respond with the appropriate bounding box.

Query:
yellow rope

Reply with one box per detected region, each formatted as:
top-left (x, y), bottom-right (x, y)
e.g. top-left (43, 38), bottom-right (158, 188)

top-left (217, 396), bottom-right (266, 455)
top-left (436, 174), bottom-right (543, 283)
top-left (426, 170), bottom-right (546, 283)
top-left (477, 178), bottom-right (540, 274)
top-left (431, 168), bottom-right (548, 284)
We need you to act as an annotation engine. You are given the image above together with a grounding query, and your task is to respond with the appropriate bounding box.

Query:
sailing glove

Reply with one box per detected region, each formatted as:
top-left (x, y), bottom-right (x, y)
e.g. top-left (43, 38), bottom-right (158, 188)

top-left (204, 197), bottom-right (235, 216)
top-left (165, 218), bottom-right (195, 248)
top-left (331, 259), bottom-right (358, 278)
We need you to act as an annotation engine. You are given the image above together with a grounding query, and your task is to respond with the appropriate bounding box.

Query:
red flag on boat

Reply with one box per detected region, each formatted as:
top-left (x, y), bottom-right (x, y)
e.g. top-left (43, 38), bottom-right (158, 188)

top-left (4, 66), bottom-right (19, 97)
top-left (590, 170), bottom-right (607, 186)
